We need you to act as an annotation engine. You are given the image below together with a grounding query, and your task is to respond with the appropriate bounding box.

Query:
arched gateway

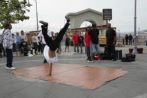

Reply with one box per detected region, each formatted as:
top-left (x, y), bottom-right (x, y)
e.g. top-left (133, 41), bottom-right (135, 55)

top-left (65, 8), bottom-right (109, 45)
top-left (66, 8), bottom-right (106, 29)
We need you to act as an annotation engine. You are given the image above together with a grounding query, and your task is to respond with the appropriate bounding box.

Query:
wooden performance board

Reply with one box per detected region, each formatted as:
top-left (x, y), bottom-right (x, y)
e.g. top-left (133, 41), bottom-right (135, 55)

top-left (13, 64), bottom-right (127, 89)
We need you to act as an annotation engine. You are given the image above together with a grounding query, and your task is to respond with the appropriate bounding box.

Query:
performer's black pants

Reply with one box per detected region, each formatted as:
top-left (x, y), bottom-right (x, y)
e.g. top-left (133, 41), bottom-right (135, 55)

top-left (42, 22), bottom-right (70, 51)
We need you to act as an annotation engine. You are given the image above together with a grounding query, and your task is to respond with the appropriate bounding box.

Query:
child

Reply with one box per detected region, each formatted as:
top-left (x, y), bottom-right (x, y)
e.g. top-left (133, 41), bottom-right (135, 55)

top-left (40, 17), bottom-right (70, 76)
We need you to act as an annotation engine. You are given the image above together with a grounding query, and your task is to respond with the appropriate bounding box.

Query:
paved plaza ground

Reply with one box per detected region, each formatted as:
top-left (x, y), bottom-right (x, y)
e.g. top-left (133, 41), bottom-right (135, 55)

top-left (0, 45), bottom-right (147, 98)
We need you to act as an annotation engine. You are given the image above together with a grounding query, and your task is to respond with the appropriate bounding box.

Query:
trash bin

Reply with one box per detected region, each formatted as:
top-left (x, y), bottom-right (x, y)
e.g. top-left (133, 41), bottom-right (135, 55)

top-left (137, 48), bottom-right (143, 54)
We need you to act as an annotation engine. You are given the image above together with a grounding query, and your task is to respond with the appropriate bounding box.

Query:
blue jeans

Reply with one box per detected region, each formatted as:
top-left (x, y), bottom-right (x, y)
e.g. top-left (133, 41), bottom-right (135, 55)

top-left (74, 44), bottom-right (79, 53)
top-left (91, 43), bottom-right (99, 54)
top-left (86, 47), bottom-right (91, 60)
top-left (6, 49), bottom-right (13, 67)
top-left (79, 43), bottom-right (83, 53)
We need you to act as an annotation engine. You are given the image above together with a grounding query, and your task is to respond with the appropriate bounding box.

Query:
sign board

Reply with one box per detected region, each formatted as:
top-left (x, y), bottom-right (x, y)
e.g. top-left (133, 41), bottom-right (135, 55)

top-left (103, 9), bottom-right (112, 20)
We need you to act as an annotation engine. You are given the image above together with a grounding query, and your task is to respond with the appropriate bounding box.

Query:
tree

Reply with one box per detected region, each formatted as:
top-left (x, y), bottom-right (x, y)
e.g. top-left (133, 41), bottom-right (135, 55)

top-left (0, 0), bottom-right (31, 28)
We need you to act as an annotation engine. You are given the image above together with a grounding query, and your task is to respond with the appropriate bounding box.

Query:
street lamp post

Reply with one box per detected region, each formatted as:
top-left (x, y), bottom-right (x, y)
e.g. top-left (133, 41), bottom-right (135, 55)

top-left (34, 0), bottom-right (39, 31)
top-left (134, 0), bottom-right (137, 53)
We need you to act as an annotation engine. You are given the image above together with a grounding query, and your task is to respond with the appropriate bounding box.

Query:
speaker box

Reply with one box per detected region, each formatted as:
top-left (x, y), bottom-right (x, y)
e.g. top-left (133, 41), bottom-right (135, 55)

top-left (121, 53), bottom-right (136, 62)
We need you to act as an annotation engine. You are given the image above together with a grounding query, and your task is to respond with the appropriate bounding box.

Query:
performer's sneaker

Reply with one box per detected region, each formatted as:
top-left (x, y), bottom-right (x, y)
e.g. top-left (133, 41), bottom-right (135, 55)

top-left (65, 16), bottom-right (70, 22)
top-left (5, 66), bottom-right (16, 70)
top-left (39, 21), bottom-right (48, 26)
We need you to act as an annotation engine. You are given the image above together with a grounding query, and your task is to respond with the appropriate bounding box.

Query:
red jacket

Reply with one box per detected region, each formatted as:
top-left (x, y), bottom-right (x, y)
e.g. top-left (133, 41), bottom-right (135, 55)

top-left (72, 33), bottom-right (79, 45)
top-left (84, 31), bottom-right (91, 47)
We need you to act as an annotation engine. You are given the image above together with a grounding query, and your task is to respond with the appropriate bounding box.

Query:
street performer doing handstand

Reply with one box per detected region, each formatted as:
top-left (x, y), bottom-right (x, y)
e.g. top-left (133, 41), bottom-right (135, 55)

top-left (40, 17), bottom-right (70, 76)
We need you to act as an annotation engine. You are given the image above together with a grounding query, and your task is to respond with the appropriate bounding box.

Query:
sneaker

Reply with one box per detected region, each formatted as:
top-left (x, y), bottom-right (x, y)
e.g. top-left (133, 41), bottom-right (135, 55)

top-left (10, 67), bottom-right (16, 70)
top-left (28, 54), bottom-right (33, 57)
top-left (5, 66), bottom-right (16, 70)
top-left (87, 60), bottom-right (94, 63)
top-left (39, 21), bottom-right (48, 26)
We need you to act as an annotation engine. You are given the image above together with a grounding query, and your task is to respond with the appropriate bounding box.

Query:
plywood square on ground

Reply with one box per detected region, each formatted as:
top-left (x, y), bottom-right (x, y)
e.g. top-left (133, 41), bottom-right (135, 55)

top-left (13, 64), bottom-right (127, 89)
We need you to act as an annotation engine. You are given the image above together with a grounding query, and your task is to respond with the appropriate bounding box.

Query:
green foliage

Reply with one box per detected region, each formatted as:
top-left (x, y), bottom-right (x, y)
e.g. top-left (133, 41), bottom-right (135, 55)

top-left (0, 0), bottom-right (31, 29)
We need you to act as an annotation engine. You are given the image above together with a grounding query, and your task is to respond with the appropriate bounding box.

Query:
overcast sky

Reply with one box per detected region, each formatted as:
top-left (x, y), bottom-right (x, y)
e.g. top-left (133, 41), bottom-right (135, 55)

top-left (1, 0), bottom-right (147, 34)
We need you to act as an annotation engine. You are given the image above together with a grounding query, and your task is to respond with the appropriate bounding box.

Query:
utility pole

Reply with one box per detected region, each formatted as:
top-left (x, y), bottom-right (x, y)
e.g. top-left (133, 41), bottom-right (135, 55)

top-left (134, 0), bottom-right (137, 54)
top-left (35, 0), bottom-right (39, 31)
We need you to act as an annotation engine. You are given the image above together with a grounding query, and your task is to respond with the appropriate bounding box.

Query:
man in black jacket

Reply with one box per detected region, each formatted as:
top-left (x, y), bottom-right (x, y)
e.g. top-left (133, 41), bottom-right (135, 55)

top-left (106, 25), bottom-right (117, 60)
